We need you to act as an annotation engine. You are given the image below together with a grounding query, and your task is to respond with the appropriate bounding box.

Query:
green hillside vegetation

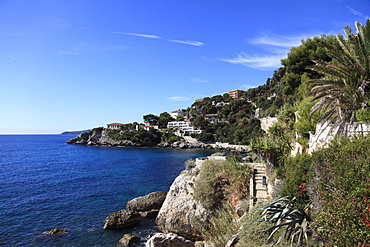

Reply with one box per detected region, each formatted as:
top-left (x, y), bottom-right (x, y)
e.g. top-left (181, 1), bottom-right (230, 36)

top-left (199, 20), bottom-right (370, 246)
top-left (86, 19), bottom-right (369, 246)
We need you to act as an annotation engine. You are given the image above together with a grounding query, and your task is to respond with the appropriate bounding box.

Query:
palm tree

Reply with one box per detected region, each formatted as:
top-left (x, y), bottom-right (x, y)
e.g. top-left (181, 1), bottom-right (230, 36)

top-left (307, 19), bottom-right (370, 135)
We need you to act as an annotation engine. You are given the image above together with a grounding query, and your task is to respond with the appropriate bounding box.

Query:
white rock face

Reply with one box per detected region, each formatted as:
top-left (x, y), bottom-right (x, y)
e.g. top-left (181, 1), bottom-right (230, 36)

top-left (146, 233), bottom-right (195, 247)
top-left (156, 159), bottom-right (210, 241)
top-left (259, 117), bottom-right (278, 133)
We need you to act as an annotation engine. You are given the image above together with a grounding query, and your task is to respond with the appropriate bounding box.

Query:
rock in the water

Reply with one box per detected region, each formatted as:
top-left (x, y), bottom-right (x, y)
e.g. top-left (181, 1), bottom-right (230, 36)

top-left (42, 228), bottom-right (68, 235)
top-left (103, 210), bottom-right (141, 230)
top-left (117, 234), bottom-right (141, 246)
top-left (145, 233), bottom-right (194, 247)
top-left (156, 159), bottom-right (211, 241)
top-left (126, 191), bottom-right (167, 212)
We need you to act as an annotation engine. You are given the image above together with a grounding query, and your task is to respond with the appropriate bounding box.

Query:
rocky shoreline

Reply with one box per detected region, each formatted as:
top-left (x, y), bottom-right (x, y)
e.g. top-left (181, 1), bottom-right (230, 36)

top-left (66, 129), bottom-right (253, 246)
top-left (102, 158), bottom-right (217, 247)
top-left (66, 128), bottom-right (251, 154)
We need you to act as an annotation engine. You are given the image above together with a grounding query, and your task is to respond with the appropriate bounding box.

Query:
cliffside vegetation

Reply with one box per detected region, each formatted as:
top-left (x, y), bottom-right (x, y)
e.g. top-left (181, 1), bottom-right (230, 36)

top-left (199, 20), bottom-right (370, 247)
top-left (194, 155), bottom-right (250, 212)
top-left (75, 20), bottom-right (370, 246)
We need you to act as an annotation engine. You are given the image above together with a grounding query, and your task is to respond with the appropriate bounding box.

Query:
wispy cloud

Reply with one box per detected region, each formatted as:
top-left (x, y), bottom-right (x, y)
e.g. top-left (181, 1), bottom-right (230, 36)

top-left (191, 77), bottom-right (209, 83)
top-left (201, 56), bottom-right (214, 62)
top-left (220, 53), bottom-right (283, 69)
top-left (346, 5), bottom-right (370, 19)
top-left (220, 33), bottom-right (316, 69)
top-left (59, 43), bottom-right (131, 55)
top-left (249, 34), bottom-right (304, 47)
top-left (168, 40), bottom-right (204, 46)
top-left (8, 55), bottom-right (18, 61)
top-left (167, 96), bottom-right (191, 101)
top-left (113, 32), bottom-right (204, 46)
top-left (112, 32), bottom-right (162, 39)
top-left (46, 19), bottom-right (72, 30)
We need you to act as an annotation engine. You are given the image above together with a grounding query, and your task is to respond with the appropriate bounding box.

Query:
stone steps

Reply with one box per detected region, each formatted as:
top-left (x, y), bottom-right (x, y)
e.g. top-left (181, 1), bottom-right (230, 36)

top-left (249, 163), bottom-right (269, 206)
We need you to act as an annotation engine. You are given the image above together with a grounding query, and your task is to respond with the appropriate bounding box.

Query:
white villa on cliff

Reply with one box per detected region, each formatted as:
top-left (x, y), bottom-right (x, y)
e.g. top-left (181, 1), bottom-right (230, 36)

top-left (171, 109), bottom-right (186, 119)
top-left (107, 123), bottom-right (124, 129)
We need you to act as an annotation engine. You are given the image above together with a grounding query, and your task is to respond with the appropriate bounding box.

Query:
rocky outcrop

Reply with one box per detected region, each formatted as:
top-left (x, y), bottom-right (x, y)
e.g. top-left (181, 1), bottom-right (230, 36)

top-left (103, 191), bottom-right (167, 232)
top-left (103, 210), bottom-right (141, 230)
top-left (156, 159), bottom-right (210, 241)
top-left (117, 234), bottom-right (141, 247)
top-left (157, 141), bottom-right (251, 153)
top-left (146, 233), bottom-right (195, 247)
top-left (66, 128), bottom-right (136, 146)
top-left (66, 128), bottom-right (251, 153)
top-left (41, 228), bottom-right (68, 235)
top-left (126, 191), bottom-right (167, 213)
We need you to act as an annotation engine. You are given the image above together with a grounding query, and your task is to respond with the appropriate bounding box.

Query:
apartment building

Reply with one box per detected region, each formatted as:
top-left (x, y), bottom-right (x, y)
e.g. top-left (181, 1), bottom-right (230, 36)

top-left (228, 89), bottom-right (245, 99)
top-left (167, 121), bottom-right (202, 134)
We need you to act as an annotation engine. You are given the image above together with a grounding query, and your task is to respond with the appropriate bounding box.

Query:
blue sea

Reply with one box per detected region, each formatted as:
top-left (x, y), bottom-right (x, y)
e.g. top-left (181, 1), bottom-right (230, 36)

top-left (0, 135), bottom-right (215, 246)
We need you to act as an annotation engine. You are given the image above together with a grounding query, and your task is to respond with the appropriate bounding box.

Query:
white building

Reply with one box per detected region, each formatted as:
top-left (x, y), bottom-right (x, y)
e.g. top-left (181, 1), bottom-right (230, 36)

top-left (171, 109), bottom-right (186, 119)
top-left (205, 114), bottom-right (221, 123)
top-left (107, 123), bottom-right (124, 129)
top-left (167, 121), bottom-right (202, 134)
top-left (142, 125), bottom-right (159, 131)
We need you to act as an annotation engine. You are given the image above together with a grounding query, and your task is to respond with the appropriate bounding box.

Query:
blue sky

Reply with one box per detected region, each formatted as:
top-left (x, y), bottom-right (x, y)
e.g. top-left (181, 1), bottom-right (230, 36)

top-left (0, 0), bottom-right (369, 134)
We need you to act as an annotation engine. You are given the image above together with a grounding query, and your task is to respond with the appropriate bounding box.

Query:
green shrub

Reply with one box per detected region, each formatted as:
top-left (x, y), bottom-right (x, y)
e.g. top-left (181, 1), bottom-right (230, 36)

top-left (166, 135), bottom-right (182, 143)
top-left (194, 159), bottom-right (251, 211)
top-left (203, 202), bottom-right (241, 247)
top-left (356, 106), bottom-right (370, 122)
top-left (226, 154), bottom-right (243, 163)
top-left (310, 136), bottom-right (370, 246)
top-left (194, 159), bottom-right (228, 210)
top-left (236, 204), bottom-right (274, 247)
top-left (279, 154), bottom-right (313, 207)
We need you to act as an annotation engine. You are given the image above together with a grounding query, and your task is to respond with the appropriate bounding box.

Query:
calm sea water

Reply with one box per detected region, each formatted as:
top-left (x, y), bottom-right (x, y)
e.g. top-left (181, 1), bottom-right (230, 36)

top-left (0, 135), bottom-right (215, 246)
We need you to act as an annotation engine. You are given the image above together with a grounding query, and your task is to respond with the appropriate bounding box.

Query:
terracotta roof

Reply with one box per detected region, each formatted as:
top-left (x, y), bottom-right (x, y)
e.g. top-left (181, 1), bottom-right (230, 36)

top-left (107, 123), bottom-right (124, 125)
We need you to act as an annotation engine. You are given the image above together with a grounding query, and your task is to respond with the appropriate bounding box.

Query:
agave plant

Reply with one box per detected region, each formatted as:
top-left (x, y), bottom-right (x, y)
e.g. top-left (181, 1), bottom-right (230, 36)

top-left (259, 196), bottom-right (311, 246)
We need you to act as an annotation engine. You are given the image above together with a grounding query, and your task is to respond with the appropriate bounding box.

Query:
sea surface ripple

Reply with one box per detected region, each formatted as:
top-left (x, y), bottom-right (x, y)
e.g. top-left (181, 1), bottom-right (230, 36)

top-left (0, 135), bottom-right (214, 246)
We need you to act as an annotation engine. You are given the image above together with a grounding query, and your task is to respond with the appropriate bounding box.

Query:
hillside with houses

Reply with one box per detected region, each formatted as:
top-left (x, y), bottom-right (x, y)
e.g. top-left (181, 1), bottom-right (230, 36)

top-left (67, 20), bottom-right (370, 246)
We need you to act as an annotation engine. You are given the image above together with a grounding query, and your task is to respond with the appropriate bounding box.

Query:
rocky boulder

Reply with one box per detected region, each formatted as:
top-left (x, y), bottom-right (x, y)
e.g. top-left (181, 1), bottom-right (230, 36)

top-left (126, 191), bottom-right (167, 212)
top-left (41, 228), bottom-right (68, 235)
top-left (156, 159), bottom-right (211, 241)
top-left (146, 233), bottom-right (194, 247)
top-left (66, 132), bottom-right (90, 144)
top-left (117, 234), bottom-right (141, 247)
top-left (103, 210), bottom-right (141, 230)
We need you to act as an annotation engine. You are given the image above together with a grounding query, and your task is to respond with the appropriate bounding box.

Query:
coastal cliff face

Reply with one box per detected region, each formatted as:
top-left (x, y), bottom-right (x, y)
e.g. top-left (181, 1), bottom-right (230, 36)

top-left (66, 128), bottom-right (135, 146)
top-left (66, 128), bottom-right (252, 153)
top-left (156, 158), bottom-right (211, 241)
